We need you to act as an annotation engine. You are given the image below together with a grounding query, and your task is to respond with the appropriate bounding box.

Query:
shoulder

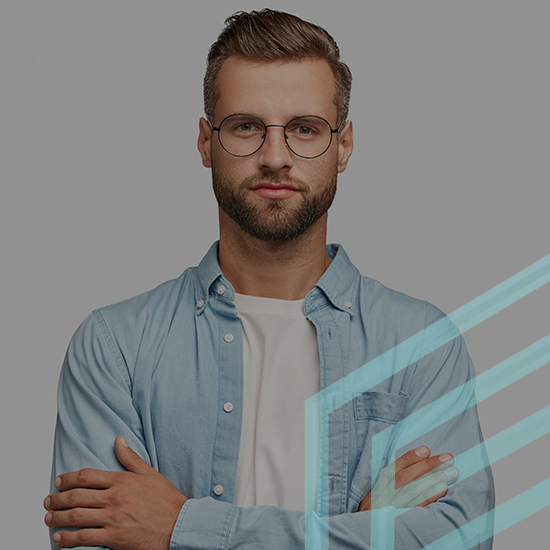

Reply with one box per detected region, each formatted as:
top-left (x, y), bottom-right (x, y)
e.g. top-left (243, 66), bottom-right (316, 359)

top-left (93, 267), bottom-right (196, 327)
top-left (68, 267), bottom-right (197, 374)
top-left (356, 274), bottom-right (446, 333)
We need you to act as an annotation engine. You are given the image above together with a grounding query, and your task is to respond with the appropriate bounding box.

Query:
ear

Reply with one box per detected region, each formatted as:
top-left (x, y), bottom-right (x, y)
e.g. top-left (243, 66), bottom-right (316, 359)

top-left (197, 117), bottom-right (213, 168)
top-left (337, 120), bottom-right (354, 174)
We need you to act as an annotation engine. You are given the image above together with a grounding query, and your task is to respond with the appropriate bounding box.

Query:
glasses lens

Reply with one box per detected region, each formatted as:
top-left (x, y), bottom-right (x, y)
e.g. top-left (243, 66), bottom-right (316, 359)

top-left (219, 115), bottom-right (265, 157)
top-left (285, 116), bottom-right (332, 158)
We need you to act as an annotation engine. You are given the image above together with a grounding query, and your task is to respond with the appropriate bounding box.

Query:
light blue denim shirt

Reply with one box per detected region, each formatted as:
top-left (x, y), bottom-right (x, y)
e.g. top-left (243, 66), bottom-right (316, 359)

top-left (50, 242), bottom-right (494, 549)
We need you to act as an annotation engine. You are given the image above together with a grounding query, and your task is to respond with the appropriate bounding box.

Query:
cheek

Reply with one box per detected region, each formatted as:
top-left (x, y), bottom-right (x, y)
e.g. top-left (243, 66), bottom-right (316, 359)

top-left (303, 155), bottom-right (338, 183)
top-left (211, 148), bottom-right (254, 184)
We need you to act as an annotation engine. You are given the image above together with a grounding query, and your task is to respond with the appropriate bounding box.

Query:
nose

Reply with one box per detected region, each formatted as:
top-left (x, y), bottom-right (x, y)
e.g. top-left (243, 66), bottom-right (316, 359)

top-left (256, 125), bottom-right (294, 172)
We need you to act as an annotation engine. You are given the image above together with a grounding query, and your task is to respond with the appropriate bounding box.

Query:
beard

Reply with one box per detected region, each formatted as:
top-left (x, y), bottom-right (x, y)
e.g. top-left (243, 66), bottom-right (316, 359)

top-left (212, 165), bottom-right (338, 243)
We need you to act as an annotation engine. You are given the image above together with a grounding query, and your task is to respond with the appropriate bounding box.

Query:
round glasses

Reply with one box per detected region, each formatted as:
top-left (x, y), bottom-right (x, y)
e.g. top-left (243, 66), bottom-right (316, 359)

top-left (211, 114), bottom-right (339, 159)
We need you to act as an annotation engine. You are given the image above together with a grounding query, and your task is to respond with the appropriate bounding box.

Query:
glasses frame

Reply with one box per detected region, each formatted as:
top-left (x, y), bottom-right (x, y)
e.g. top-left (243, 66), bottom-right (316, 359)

top-left (211, 114), bottom-right (340, 159)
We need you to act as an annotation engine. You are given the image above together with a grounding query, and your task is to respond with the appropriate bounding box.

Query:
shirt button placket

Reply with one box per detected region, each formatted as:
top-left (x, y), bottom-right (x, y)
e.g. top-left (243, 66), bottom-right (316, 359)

top-left (211, 293), bottom-right (241, 504)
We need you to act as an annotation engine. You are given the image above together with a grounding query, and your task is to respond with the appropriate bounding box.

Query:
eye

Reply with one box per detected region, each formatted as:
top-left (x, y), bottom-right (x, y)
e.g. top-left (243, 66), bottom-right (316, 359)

top-left (225, 117), bottom-right (263, 136)
top-left (238, 122), bottom-right (254, 132)
top-left (286, 117), bottom-right (324, 139)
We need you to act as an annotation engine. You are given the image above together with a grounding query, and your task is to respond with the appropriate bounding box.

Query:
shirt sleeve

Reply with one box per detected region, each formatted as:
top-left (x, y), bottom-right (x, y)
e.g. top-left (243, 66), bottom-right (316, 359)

top-left (169, 306), bottom-right (495, 550)
top-left (49, 312), bottom-right (154, 550)
top-left (52, 305), bottom-right (494, 550)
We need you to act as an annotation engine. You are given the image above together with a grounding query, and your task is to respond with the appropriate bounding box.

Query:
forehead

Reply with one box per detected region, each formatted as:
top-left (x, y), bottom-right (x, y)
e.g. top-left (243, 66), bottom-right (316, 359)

top-left (215, 57), bottom-right (337, 123)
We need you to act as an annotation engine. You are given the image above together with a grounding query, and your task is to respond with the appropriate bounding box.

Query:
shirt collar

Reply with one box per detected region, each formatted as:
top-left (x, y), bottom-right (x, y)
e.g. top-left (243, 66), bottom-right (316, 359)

top-left (305, 243), bottom-right (360, 316)
top-left (194, 241), bottom-right (360, 316)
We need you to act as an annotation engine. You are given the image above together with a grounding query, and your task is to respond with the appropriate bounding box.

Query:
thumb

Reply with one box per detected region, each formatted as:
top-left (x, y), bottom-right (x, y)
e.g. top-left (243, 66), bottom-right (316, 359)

top-left (114, 435), bottom-right (155, 475)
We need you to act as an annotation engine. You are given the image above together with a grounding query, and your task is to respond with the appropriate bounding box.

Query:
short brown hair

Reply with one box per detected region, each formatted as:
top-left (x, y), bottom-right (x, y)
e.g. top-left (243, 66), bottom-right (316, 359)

top-left (204, 9), bottom-right (352, 126)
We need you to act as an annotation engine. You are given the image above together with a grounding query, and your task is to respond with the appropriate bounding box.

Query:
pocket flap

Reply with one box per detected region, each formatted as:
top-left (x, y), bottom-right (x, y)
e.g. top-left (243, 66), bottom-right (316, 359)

top-left (353, 391), bottom-right (409, 423)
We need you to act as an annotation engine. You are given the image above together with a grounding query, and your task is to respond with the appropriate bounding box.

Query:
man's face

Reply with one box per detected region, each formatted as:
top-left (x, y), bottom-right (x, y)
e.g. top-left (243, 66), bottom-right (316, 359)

top-left (198, 57), bottom-right (353, 242)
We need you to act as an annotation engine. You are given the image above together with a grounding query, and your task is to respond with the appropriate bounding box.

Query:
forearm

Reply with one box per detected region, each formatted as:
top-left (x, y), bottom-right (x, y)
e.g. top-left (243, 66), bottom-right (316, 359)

top-left (171, 484), bottom-right (493, 550)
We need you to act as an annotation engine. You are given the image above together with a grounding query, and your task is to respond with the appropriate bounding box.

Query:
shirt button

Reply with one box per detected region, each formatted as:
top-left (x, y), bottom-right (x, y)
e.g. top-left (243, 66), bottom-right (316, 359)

top-left (223, 402), bottom-right (233, 413)
top-left (213, 485), bottom-right (224, 496)
top-left (217, 285), bottom-right (226, 295)
top-left (196, 299), bottom-right (204, 308)
top-left (224, 333), bottom-right (234, 343)
top-left (344, 301), bottom-right (352, 309)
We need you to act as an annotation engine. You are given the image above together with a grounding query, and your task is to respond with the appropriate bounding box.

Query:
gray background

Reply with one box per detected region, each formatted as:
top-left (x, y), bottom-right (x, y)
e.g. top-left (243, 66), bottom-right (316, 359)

top-left (1, 0), bottom-right (548, 547)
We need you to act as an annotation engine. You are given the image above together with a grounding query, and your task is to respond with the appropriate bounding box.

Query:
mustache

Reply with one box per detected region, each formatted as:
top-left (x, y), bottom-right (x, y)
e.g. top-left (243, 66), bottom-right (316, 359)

top-left (240, 172), bottom-right (308, 191)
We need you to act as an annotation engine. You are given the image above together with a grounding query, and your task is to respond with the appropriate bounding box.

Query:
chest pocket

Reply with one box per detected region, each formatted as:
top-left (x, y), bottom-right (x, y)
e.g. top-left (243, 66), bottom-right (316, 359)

top-left (354, 390), bottom-right (409, 422)
top-left (353, 390), bottom-right (409, 452)
top-left (348, 390), bottom-right (409, 508)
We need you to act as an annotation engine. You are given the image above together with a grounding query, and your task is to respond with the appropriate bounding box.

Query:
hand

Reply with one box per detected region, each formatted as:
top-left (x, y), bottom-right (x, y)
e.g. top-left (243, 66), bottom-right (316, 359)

top-left (44, 436), bottom-right (188, 549)
top-left (358, 446), bottom-right (459, 511)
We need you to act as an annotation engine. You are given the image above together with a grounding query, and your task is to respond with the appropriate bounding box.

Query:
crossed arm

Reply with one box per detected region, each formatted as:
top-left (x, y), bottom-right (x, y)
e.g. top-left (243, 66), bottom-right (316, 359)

top-left (44, 437), bottom-right (458, 549)
top-left (46, 310), bottom-right (493, 549)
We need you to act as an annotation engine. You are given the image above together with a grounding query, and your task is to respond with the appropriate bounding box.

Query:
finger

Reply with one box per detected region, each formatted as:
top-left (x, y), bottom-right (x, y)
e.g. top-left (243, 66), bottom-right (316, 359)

top-left (45, 488), bottom-right (106, 512)
top-left (411, 483), bottom-right (449, 508)
top-left (114, 435), bottom-right (155, 476)
top-left (52, 528), bottom-right (108, 548)
top-left (393, 446), bottom-right (431, 475)
top-left (358, 493), bottom-right (371, 512)
top-left (375, 446), bottom-right (431, 496)
top-left (45, 507), bottom-right (104, 528)
top-left (54, 468), bottom-right (117, 492)
top-left (393, 466), bottom-right (458, 508)
top-left (395, 453), bottom-right (454, 489)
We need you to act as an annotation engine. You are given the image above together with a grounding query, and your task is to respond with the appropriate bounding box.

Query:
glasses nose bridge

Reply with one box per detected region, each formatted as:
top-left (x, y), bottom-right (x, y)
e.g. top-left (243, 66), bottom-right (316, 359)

top-left (261, 123), bottom-right (289, 150)
top-left (263, 123), bottom-right (287, 138)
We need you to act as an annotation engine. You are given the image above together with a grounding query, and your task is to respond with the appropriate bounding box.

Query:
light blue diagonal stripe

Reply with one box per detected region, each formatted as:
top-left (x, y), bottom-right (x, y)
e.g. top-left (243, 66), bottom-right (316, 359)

top-left (369, 334), bottom-right (550, 549)
top-left (378, 334), bottom-right (550, 471)
top-left (305, 252), bottom-right (550, 550)
top-left (371, 402), bottom-right (550, 549)
top-left (421, 478), bottom-right (550, 550)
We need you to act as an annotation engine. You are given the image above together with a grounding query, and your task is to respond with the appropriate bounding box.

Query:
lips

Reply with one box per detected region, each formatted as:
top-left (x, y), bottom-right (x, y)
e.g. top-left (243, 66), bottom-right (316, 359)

top-left (250, 182), bottom-right (299, 199)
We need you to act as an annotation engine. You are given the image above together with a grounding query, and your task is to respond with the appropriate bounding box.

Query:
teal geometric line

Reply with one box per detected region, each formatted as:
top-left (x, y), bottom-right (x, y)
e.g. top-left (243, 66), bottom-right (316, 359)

top-left (305, 252), bottom-right (550, 549)
top-left (368, 334), bottom-right (550, 549)
top-left (481, 403), bottom-right (550, 469)
top-left (367, 334), bottom-right (550, 550)
top-left (371, 402), bottom-right (550, 549)
top-left (420, 478), bottom-right (550, 550)
top-left (376, 334), bottom-right (550, 474)
top-left (308, 252), bottom-right (550, 416)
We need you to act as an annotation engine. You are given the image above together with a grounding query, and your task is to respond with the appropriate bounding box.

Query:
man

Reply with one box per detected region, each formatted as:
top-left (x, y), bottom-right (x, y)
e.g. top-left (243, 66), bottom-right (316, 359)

top-left (44, 9), bottom-right (494, 549)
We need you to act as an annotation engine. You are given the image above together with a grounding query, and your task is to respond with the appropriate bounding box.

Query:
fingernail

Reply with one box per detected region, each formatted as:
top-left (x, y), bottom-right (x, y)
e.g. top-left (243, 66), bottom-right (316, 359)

top-left (439, 453), bottom-right (453, 463)
top-left (433, 482), bottom-right (447, 493)
top-left (54, 477), bottom-right (62, 488)
top-left (445, 467), bottom-right (458, 476)
top-left (45, 513), bottom-right (52, 524)
top-left (53, 532), bottom-right (61, 543)
top-left (44, 496), bottom-right (51, 509)
top-left (120, 436), bottom-right (129, 448)
top-left (415, 446), bottom-right (429, 457)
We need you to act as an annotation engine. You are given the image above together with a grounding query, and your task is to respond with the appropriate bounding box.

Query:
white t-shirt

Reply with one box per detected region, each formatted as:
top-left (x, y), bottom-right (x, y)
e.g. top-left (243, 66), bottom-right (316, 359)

top-left (233, 292), bottom-right (320, 511)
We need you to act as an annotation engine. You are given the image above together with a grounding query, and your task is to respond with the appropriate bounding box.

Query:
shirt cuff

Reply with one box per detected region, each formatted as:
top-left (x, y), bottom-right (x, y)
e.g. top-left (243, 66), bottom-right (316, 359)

top-left (170, 497), bottom-right (238, 550)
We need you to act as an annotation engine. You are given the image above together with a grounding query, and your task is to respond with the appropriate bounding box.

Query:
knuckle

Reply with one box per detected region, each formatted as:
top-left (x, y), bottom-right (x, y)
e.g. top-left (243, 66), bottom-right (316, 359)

top-left (394, 470), bottom-right (408, 488)
top-left (76, 469), bottom-right (91, 485)
top-left (400, 451), bottom-right (415, 466)
top-left (69, 508), bottom-right (83, 524)
top-left (67, 489), bottom-right (80, 506)
top-left (108, 489), bottom-right (127, 507)
top-left (76, 529), bottom-right (93, 545)
top-left (113, 471), bottom-right (129, 485)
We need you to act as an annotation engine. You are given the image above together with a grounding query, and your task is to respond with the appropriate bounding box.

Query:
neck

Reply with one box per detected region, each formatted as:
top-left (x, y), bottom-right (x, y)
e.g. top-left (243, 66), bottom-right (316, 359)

top-left (217, 211), bottom-right (331, 300)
